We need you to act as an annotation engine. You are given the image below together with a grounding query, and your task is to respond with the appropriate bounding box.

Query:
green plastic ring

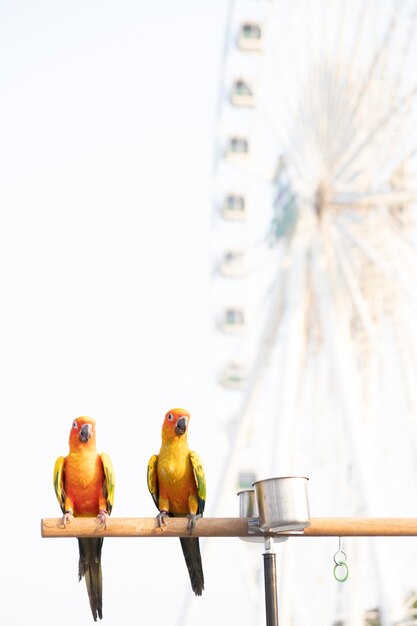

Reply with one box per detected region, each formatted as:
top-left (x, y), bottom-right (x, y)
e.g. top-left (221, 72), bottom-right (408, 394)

top-left (333, 561), bottom-right (349, 582)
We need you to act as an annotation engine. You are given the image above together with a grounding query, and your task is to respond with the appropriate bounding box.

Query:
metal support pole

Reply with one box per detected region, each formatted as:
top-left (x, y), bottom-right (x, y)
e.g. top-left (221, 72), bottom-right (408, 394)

top-left (263, 538), bottom-right (279, 626)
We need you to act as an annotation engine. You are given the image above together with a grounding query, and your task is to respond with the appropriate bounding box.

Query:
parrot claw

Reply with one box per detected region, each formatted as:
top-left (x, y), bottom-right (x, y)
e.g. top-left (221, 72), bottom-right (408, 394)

top-left (157, 510), bottom-right (168, 529)
top-left (97, 509), bottom-right (110, 529)
top-left (186, 513), bottom-right (202, 534)
top-left (61, 511), bottom-right (74, 528)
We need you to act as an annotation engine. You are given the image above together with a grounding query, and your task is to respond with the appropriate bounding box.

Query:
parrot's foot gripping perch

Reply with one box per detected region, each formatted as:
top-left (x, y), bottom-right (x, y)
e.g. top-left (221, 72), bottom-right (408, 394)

top-left (97, 509), bottom-right (110, 529)
top-left (187, 513), bottom-right (202, 534)
top-left (156, 510), bottom-right (169, 529)
top-left (61, 510), bottom-right (74, 528)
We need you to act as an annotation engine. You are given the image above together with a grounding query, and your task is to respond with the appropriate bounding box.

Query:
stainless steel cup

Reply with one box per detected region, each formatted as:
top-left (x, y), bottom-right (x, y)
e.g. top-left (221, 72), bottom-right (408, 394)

top-left (253, 476), bottom-right (311, 532)
top-left (237, 488), bottom-right (259, 518)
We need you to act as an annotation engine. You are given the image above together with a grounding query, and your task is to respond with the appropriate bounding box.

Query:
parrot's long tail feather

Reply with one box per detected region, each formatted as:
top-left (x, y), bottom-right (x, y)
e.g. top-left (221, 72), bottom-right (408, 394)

top-left (179, 537), bottom-right (204, 596)
top-left (78, 538), bottom-right (104, 621)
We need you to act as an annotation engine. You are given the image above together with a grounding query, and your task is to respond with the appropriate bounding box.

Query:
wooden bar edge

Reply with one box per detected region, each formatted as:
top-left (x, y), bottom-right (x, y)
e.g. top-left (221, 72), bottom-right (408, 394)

top-left (41, 517), bottom-right (417, 538)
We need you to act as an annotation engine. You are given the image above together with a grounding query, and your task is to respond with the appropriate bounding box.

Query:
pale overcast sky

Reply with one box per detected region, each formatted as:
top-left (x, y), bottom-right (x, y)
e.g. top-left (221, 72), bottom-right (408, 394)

top-left (0, 2), bottom-right (229, 625)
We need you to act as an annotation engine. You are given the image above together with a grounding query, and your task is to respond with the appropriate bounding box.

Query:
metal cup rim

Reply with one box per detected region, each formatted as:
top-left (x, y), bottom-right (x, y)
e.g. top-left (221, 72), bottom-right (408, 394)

top-left (252, 476), bottom-right (309, 486)
top-left (237, 488), bottom-right (255, 496)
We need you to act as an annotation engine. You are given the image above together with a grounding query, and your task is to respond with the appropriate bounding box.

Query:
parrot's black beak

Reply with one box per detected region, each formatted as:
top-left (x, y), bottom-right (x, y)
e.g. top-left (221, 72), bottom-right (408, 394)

top-left (175, 416), bottom-right (187, 436)
top-left (79, 423), bottom-right (92, 442)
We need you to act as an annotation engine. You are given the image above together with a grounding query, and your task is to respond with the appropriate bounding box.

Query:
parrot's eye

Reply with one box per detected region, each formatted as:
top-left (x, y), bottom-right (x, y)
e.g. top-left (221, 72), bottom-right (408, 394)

top-left (167, 413), bottom-right (174, 421)
top-left (72, 421), bottom-right (78, 429)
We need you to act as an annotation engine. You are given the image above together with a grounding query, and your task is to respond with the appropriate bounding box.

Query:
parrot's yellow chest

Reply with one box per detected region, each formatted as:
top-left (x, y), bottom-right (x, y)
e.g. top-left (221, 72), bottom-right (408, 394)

top-left (65, 450), bottom-right (104, 516)
top-left (157, 439), bottom-right (196, 515)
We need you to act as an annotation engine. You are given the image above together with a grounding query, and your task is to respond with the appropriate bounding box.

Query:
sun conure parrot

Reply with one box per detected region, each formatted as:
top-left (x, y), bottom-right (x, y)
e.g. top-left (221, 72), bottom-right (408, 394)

top-left (147, 408), bottom-right (206, 596)
top-left (53, 416), bottom-right (115, 621)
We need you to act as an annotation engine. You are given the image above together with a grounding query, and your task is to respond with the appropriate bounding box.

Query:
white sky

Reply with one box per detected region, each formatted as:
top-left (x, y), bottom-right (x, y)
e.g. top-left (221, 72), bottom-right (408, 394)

top-left (0, 2), bottom-right (230, 625)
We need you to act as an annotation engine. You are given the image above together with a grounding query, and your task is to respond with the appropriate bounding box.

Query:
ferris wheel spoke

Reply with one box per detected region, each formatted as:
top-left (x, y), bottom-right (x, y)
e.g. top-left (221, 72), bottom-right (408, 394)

top-left (326, 1), bottom-right (371, 149)
top-left (310, 234), bottom-right (409, 625)
top-left (335, 84), bottom-right (417, 185)
top-left (331, 0), bottom-right (405, 171)
top-left (268, 226), bottom-right (312, 473)
top-left (387, 4), bottom-right (417, 110)
top-left (325, 218), bottom-right (376, 343)
top-left (386, 217), bottom-right (417, 269)
top-left (333, 213), bottom-right (416, 299)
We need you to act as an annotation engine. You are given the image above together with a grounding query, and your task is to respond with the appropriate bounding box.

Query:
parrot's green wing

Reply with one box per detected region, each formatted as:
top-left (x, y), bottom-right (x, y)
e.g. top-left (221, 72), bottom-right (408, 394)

top-left (53, 456), bottom-right (66, 514)
top-left (101, 452), bottom-right (115, 515)
top-left (147, 454), bottom-right (159, 510)
top-left (190, 451), bottom-right (206, 516)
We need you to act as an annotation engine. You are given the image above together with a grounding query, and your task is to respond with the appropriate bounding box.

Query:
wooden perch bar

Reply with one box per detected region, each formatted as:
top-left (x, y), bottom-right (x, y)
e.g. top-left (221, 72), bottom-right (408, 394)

top-left (305, 518), bottom-right (417, 536)
top-left (41, 517), bottom-right (417, 539)
top-left (41, 517), bottom-right (245, 538)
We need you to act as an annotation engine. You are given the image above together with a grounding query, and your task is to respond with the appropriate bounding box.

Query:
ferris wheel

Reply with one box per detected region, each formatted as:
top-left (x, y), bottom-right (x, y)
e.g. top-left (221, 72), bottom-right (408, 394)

top-left (203, 1), bottom-right (417, 625)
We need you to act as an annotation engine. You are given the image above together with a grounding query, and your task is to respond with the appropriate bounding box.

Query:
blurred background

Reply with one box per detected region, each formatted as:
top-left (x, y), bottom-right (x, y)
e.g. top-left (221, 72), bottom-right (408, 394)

top-left (2, 1), bottom-right (417, 625)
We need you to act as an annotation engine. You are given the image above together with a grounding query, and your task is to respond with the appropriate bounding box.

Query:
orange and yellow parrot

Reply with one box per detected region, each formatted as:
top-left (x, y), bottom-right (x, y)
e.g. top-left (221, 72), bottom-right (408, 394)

top-left (53, 416), bottom-right (115, 621)
top-left (147, 408), bottom-right (206, 596)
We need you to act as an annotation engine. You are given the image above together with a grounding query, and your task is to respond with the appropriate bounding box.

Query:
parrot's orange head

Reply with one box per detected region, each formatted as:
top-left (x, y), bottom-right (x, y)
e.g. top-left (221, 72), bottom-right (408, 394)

top-left (162, 408), bottom-right (190, 439)
top-left (68, 416), bottom-right (97, 450)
